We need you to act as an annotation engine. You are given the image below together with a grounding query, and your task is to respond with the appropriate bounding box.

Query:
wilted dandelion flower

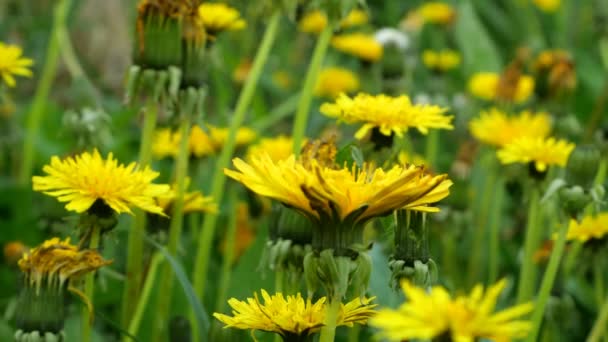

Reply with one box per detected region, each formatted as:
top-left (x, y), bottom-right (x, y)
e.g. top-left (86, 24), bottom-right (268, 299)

top-left (416, 2), bottom-right (456, 25)
top-left (331, 33), bottom-right (384, 62)
top-left (32, 150), bottom-right (171, 216)
top-left (314, 67), bottom-right (360, 98)
top-left (0, 42), bottom-right (33, 87)
top-left (497, 137), bottom-right (575, 172)
top-left (198, 3), bottom-right (245, 35)
top-left (533, 0), bottom-right (560, 12)
top-left (213, 290), bottom-right (376, 337)
top-left (370, 279), bottom-right (533, 341)
top-left (298, 9), bottom-right (369, 34)
top-left (225, 154), bottom-right (452, 225)
top-left (320, 93), bottom-right (453, 140)
top-left (422, 49), bottom-right (461, 72)
top-left (468, 72), bottom-right (535, 103)
top-left (469, 108), bottom-right (551, 147)
top-left (564, 213), bottom-right (608, 243)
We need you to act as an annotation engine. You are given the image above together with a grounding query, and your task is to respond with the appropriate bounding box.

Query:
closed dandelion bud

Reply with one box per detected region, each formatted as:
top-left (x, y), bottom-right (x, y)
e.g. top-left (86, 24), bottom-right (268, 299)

top-left (559, 186), bottom-right (591, 218)
top-left (565, 145), bottom-right (600, 189)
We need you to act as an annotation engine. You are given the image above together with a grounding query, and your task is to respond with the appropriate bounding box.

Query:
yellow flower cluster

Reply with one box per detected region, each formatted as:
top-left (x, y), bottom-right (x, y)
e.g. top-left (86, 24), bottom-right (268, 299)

top-left (0, 41), bottom-right (33, 87)
top-left (299, 9), bottom-right (368, 34)
top-left (320, 93), bottom-right (453, 140)
top-left (565, 213), bottom-right (608, 243)
top-left (497, 137), bottom-right (575, 172)
top-left (417, 2), bottom-right (456, 25)
top-left (225, 153), bottom-right (452, 224)
top-left (422, 49), bottom-right (461, 72)
top-left (469, 108), bottom-right (551, 147)
top-left (214, 289), bottom-right (376, 336)
top-left (32, 150), bottom-right (171, 216)
top-left (19, 237), bottom-right (112, 293)
top-left (314, 67), bottom-right (360, 98)
top-left (153, 125), bottom-right (256, 159)
top-left (371, 279), bottom-right (533, 341)
top-left (157, 179), bottom-right (217, 215)
top-left (468, 72), bottom-right (535, 103)
top-left (198, 3), bottom-right (246, 34)
top-left (331, 33), bottom-right (384, 62)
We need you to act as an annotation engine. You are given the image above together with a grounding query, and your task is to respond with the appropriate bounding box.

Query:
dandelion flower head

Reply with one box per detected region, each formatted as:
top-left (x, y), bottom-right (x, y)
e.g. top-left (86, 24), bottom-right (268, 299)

top-left (422, 49), bottom-right (461, 72)
top-left (314, 67), bottom-right (360, 98)
top-left (417, 2), bottom-right (456, 25)
top-left (468, 72), bottom-right (535, 103)
top-left (565, 213), bottom-right (608, 243)
top-left (299, 9), bottom-right (369, 34)
top-left (497, 136), bottom-right (575, 172)
top-left (198, 3), bottom-right (246, 34)
top-left (0, 41), bottom-right (33, 88)
top-left (469, 108), bottom-right (552, 147)
top-left (331, 33), bottom-right (384, 62)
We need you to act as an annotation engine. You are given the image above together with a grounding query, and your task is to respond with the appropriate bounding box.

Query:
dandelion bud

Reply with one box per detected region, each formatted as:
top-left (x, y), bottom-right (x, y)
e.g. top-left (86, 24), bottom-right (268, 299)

top-left (554, 114), bottom-right (582, 140)
top-left (565, 145), bottom-right (601, 189)
top-left (559, 186), bottom-right (591, 218)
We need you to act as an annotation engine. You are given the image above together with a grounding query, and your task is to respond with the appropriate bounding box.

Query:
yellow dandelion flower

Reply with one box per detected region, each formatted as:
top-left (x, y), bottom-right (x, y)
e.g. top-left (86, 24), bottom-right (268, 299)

top-left (331, 33), bottom-right (384, 62)
top-left (298, 9), bottom-right (369, 34)
top-left (533, 0), bottom-right (560, 12)
top-left (32, 150), bottom-right (171, 216)
top-left (417, 2), bottom-right (456, 25)
top-left (198, 3), bottom-right (245, 34)
top-left (152, 128), bottom-right (181, 159)
top-left (371, 279), bottom-right (534, 342)
top-left (18, 237), bottom-right (112, 293)
top-left (157, 178), bottom-right (217, 215)
top-left (246, 135), bottom-right (298, 163)
top-left (468, 72), bottom-right (535, 103)
top-left (497, 136), bottom-right (575, 172)
top-left (320, 93), bottom-right (453, 140)
top-left (314, 67), bottom-right (360, 98)
top-left (225, 153), bottom-right (453, 224)
top-left (214, 290), bottom-right (376, 337)
top-left (208, 125), bottom-right (257, 150)
top-left (189, 125), bottom-right (217, 157)
top-left (0, 42), bottom-right (34, 88)
top-left (422, 49), bottom-right (461, 72)
top-left (469, 108), bottom-right (552, 147)
top-left (565, 213), bottom-right (608, 243)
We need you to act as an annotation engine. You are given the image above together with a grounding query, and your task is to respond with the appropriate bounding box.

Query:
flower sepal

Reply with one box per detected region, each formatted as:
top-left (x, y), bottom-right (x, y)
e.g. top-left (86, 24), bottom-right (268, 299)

top-left (124, 65), bottom-right (182, 106)
top-left (14, 330), bottom-right (65, 342)
top-left (388, 258), bottom-right (438, 289)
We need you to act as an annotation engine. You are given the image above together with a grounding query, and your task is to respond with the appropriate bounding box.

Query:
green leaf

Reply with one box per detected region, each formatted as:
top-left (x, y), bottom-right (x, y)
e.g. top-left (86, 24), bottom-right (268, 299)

top-left (455, 0), bottom-right (502, 76)
top-left (145, 236), bottom-right (210, 335)
top-left (336, 143), bottom-right (364, 169)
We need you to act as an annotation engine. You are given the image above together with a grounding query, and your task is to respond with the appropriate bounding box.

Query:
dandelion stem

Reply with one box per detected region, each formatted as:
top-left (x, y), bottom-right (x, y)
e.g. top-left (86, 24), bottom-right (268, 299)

top-left (291, 24), bottom-right (333, 155)
top-left (425, 129), bottom-right (440, 169)
top-left (18, 0), bottom-right (71, 185)
top-left (516, 185), bottom-right (541, 304)
top-left (588, 294), bottom-right (608, 342)
top-left (319, 298), bottom-right (341, 342)
top-left (126, 252), bottom-right (163, 339)
top-left (526, 221), bottom-right (568, 342)
top-left (190, 12), bottom-right (281, 341)
top-left (153, 116), bottom-right (191, 342)
top-left (214, 192), bottom-right (238, 313)
top-left (253, 92), bottom-right (300, 132)
top-left (594, 261), bottom-right (607, 342)
top-left (488, 177), bottom-right (505, 283)
top-left (81, 223), bottom-right (101, 342)
top-left (121, 102), bottom-right (158, 327)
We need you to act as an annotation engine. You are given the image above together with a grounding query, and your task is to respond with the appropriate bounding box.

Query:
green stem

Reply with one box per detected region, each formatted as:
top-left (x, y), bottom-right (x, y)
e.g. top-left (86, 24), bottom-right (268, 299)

top-left (81, 224), bottom-right (101, 342)
top-left (319, 298), bottom-right (341, 342)
top-left (424, 129), bottom-right (439, 169)
top-left (125, 252), bottom-right (163, 341)
top-left (121, 102), bottom-right (158, 327)
top-left (252, 93), bottom-right (300, 132)
top-left (488, 177), bottom-right (505, 283)
top-left (214, 192), bottom-right (238, 313)
top-left (18, 0), bottom-right (71, 185)
top-left (516, 186), bottom-right (541, 304)
top-left (526, 221), bottom-right (568, 342)
top-left (347, 325), bottom-right (360, 342)
top-left (190, 12), bottom-right (281, 341)
top-left (594, 261), bottom-right (607, 342)
top-left (153, 117), bottom-right (191, 342)
top-left (291, 24), bottom-right (333, 155)
top-left (588, 295), bottom-right (608, 342)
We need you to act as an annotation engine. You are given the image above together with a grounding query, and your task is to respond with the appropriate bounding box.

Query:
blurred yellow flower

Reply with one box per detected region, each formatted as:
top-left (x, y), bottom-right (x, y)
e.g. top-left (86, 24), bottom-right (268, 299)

top-left (198, 3), bottom-right (246, 34)
top-left (497, 137), bottom-right (574, 172)
top-left (246, 135), bottom-right (298, 163)
top-left (208, 125), bottom-right (257, 149)
top-left (19, 237), bottom-right (112, 292)
top-left (152, 128), bottom-right (183, 159)
top-left (533, 0), bottom-right (560, 12)
top-left (0, 42), bottom-right (33, 87)
top-left (32, 150), bottom-right (171, 216)
top-left (422, 49), bottom-right (461, 72)
top-left (272, 70), bottom-right (292, 89)
top-left (533, 50), bottom-right (576, 96)
top-left (469, 108), bottom-right (551, 147)
top-left (331, 33), bottom-right (384, 62)
top-left (565, 213), bottom-right (608, 243)
top-left (370, 279), bottom-right (533, 341)
top-left (468, 72), bottom-right (535, 103)
top-left (298, 9), bottom-right (369, 34)
top-left (225, 154), bottom-right (452, 224)
top-left (417, 2), bottom-right (456, 25)
top-left (320, 93), bottom-right (453, 140)
top-left (314, 67), bottom-right (360, 98)
top-left (157, 179), bottom-right (217, 215)
top-left (214, 290), bottom-right (376, 336)
top-left (232, 59), bottom-right (251, 84)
